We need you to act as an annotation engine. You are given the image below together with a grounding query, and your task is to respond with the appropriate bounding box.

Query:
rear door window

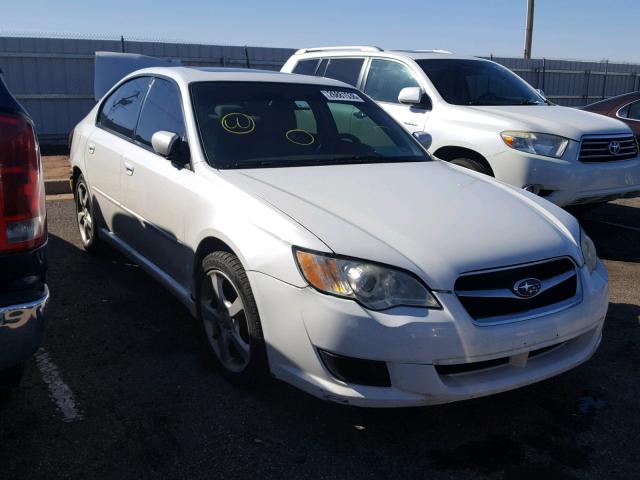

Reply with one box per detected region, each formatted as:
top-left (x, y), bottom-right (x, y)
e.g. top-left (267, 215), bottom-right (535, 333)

top-left (321, 58), bottom-right (365, 86)
top-left (364, 59), bottom-right (421, 104)
top-left (293, 59), bottom-right (320, 76)
top-left (98, 77), bottom-right (151, 138)
top-left (135, 78), bottom-right (186, 148)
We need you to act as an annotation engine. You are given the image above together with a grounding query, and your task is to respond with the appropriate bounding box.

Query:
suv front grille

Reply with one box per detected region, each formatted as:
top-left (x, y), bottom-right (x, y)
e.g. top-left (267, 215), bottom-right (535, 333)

top-left (579, 135), bottom-right (638, 162)
top-left (454, 258), bottom-right (579, 325)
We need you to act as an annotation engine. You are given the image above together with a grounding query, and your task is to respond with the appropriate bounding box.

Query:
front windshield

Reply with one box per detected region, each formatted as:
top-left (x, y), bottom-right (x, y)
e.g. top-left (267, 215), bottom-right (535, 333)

top-left (190, 82), bottom-right (428, 169)
top-left (416, 59), bottom-right (545, 106)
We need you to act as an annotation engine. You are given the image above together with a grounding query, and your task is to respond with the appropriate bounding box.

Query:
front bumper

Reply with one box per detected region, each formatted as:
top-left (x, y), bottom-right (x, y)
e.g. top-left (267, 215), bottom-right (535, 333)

top-left (249, 260), bottom-right (608, 407)
top-left (489, 150), bottom-right (640, 207)
top-left (0, 285), bottom-right (49, 371)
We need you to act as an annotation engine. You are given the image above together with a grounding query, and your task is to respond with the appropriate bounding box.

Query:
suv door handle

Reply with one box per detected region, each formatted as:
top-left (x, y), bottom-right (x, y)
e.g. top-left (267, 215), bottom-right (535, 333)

top-left (88, 144), bottom-right (95, 154)
top-left (124, 162), bottom-right (135, 176)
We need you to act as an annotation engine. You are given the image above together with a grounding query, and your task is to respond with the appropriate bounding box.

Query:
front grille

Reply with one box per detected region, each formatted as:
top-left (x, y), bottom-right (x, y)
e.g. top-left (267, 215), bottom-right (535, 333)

top-left (454, 258), bottom-right (579, 324)
top-left (579, 135), bottom-right (638, 162)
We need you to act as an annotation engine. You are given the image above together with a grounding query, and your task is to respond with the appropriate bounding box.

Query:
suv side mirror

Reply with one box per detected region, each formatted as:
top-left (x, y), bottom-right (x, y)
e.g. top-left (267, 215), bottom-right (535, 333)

top-left (152, 130), bottom-right (190, 167)
top-left (413, 131), bottom-right (432, 150)
top-left (398, 87), bottom-right (431, 109)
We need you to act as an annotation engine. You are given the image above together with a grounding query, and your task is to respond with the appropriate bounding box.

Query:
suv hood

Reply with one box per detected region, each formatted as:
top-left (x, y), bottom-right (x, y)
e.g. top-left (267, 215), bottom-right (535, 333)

top-left (222, 161), bottom-right (582, 289)
top-left (466, 104), bottom-right (631, 140)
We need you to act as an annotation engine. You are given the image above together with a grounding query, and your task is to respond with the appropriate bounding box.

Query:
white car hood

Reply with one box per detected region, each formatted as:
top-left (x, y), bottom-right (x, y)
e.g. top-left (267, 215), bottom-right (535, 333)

top-left (466, 104), bottom-right (631, 140)
top-left (222, 161), bottom-right (582, 289)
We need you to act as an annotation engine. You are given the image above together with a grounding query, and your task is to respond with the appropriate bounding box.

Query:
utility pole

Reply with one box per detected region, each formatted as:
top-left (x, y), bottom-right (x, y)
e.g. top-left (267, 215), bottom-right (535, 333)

top-left (524, 0), bottom-right (534, 59)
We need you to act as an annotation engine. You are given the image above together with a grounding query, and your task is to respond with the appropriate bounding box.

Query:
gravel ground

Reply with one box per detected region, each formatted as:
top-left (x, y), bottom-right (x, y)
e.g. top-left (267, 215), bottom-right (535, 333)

top-left (0, 198), bottom-right (638, 480)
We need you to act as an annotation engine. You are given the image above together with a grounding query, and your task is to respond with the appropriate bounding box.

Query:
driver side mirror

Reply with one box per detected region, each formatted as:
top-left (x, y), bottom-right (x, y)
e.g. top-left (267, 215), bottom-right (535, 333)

top-left (398, 87), bottom-right (432, 109)
top-left (413, 131), bottom-right (432, 150)
top-left (152, 130), bottom-right (190, 167)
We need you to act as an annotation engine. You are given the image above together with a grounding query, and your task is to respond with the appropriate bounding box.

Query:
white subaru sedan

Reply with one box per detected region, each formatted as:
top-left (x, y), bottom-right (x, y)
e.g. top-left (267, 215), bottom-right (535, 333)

top-left (69, 67), bottom-right (608, 407)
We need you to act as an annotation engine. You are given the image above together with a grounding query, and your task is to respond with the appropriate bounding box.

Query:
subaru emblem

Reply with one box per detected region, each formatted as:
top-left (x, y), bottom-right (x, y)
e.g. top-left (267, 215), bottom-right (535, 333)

top-left (513, 278), bottom-right (542, 298)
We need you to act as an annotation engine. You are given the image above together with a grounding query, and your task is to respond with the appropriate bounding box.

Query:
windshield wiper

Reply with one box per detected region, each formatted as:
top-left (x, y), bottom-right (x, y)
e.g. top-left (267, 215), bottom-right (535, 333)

top-left (521, 99), bottom-right (543, 105)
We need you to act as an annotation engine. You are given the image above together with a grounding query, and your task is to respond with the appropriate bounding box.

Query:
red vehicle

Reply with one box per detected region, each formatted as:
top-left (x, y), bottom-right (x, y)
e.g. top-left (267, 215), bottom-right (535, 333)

top-left (583, 91), bottom-right (640, 141)
top-left (0, 68), bottom-right (48, 400)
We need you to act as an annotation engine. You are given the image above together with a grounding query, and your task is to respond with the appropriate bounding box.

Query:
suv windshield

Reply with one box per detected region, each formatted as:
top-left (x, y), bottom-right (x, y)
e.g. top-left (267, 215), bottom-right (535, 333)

top-left (190, 82), bottom-right (428, 169)
top-left (416, 59), bottom-right (545, 106)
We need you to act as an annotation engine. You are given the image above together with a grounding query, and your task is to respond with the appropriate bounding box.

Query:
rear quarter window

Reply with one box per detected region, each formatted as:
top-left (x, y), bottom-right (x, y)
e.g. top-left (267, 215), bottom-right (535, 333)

top-left (98, 77), bottom-right (151, 138)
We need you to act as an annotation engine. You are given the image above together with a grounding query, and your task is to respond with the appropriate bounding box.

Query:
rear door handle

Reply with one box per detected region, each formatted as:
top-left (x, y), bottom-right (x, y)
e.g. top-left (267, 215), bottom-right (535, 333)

top-left (124, 162), bottom-right (135, 176)
top-left (88, 144), bottom-right (95, 154)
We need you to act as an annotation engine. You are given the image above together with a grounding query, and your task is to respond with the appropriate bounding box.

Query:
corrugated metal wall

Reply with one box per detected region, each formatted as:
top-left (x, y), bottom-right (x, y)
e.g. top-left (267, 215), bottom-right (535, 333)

top-left (1, 36), bottom-right (640, 144)
top-left (489, 56), bottom-right (640, 107)
top-left (0, 36), bottom-right (295, 144)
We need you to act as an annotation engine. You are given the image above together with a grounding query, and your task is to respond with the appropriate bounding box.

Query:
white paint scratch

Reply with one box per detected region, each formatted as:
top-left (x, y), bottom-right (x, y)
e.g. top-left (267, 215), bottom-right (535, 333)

top-left (35, 349), bottom-right (83, 423)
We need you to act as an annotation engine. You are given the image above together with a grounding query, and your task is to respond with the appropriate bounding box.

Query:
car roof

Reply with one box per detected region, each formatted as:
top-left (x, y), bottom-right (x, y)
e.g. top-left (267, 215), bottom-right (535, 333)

top-left (583, 91), bottom-right (640, 109)
top-left (124, 66), bottom-right (352, 87)
top-left (291, 46), bottom-right (485, 62)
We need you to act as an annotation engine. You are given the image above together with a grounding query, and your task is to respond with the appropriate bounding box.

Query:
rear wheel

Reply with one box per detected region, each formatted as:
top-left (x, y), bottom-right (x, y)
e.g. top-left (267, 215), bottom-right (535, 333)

top-left (449, 157), bottom-right (492, 176)
top-left (197, 251), bottom-right (269, 388)
top-left (74, 174), bottom-right (102, 253)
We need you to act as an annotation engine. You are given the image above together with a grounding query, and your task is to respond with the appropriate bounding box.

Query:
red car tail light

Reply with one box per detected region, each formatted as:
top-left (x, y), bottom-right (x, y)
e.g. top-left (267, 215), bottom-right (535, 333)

top-left (0, 113), bottom-right (46, 253)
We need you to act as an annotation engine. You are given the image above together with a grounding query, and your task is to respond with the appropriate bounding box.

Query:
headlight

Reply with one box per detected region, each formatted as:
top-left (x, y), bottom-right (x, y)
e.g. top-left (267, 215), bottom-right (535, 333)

top-left (294, 248), bottom-right (440, 310)
top-left (580, 227), bottom-right (598, 272)
top-left (501, 131), bottom-right (569, 158)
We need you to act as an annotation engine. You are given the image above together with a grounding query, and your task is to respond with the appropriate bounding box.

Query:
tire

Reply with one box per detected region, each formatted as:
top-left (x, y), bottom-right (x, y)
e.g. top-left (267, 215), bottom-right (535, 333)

top-left (197, 251), bottom-right (269, 388)
top-left (74, 174), bottom-right (102, 253)
top-left (449, 157), bottom-right (492, 176)
top-left (0, 363), bottom-right (24, 403)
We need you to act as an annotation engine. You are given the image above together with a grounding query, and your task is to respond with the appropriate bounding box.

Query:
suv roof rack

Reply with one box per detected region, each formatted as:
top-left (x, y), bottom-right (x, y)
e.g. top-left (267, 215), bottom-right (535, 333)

top-left (391, 49), bottom-right (453, 54)
top-left (294, 46), bottom-right (384, 55)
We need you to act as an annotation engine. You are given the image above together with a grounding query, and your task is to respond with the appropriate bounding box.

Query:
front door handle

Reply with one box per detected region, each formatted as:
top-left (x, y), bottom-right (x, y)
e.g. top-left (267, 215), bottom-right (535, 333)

top-left (124, 163), bottom-right (135, 176)
top-left (88, 144), bottom-right (95, 154)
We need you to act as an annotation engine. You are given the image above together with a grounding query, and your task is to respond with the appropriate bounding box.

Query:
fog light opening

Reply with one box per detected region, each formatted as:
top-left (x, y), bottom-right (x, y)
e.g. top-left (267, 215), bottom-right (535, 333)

top-left (318, 349), bottom-right (391, 387)
top-left (523, 184), bottom-right (541, 195)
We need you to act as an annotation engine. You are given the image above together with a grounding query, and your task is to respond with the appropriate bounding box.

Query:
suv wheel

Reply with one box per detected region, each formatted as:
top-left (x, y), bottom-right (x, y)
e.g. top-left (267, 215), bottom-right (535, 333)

top-left (450, 157), bottom-right (492, 176)
top-left (197, 251), bottom-right (269, 387)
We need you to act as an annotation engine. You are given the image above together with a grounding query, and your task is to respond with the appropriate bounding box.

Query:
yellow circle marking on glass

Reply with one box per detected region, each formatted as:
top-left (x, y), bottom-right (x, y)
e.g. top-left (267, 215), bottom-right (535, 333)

top-left (286, 129), bottom-right (315, 146)
top-left (221, 113), bottom-right (255, 135)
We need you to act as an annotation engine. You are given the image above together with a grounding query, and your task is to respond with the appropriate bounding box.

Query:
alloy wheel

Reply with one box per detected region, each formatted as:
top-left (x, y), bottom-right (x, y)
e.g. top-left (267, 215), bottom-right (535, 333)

top-left (76, 182), bottom-right (93, 245)
top-left (200, 269), bottom-right (251, 372)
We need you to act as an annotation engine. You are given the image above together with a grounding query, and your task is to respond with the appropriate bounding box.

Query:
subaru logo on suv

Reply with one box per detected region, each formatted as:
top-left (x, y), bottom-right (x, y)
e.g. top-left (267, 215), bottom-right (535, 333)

top-left (608, 140), bottom-right (621, 155)
top-left (513, 278), bottom-right (542, 298)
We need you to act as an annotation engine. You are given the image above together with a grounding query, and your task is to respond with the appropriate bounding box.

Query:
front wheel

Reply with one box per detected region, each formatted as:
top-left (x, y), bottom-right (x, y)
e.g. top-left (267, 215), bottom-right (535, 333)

top-left (449, 157), bottom-right (492, 176)
top-left (197, 251), bottom-right (269, 388)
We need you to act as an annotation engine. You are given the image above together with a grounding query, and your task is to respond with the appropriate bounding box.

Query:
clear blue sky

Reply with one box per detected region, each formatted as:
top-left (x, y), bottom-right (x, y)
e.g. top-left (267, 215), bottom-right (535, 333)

top-left (1, 0), bottom-right (638, 63)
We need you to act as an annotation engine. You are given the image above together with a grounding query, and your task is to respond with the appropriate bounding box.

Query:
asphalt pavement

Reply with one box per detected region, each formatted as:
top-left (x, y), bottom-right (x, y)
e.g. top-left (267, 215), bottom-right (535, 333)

top-left (0, 197), bottom-right (638, 480)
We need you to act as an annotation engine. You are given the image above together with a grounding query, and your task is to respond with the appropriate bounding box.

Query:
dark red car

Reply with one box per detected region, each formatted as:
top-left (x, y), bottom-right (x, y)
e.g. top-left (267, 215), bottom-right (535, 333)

top-left (583, 91), bottom-right (640, 141)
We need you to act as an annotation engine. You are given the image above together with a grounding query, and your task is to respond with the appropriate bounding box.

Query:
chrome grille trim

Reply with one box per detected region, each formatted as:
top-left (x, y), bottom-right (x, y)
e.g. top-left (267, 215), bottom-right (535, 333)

top-left (454, 257), bottom-right (582, 326)
top-left (456, 268), bottom-right (576, 299)
top-left (579, 134), bottom-right (638, 162)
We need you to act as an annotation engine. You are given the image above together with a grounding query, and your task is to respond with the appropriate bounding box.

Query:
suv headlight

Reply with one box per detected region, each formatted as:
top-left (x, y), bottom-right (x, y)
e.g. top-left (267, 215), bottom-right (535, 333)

top-left (294, 248), bottom-right (440, 311)
top-left (501, 131), bottom-right (569, 158)
top-left (580, 227), bottom-right (598, 272)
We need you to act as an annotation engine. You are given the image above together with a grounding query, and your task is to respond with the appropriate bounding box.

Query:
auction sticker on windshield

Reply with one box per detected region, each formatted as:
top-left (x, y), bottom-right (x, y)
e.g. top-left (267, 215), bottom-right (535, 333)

top-left (321, 90), bottom-right (364, 102)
